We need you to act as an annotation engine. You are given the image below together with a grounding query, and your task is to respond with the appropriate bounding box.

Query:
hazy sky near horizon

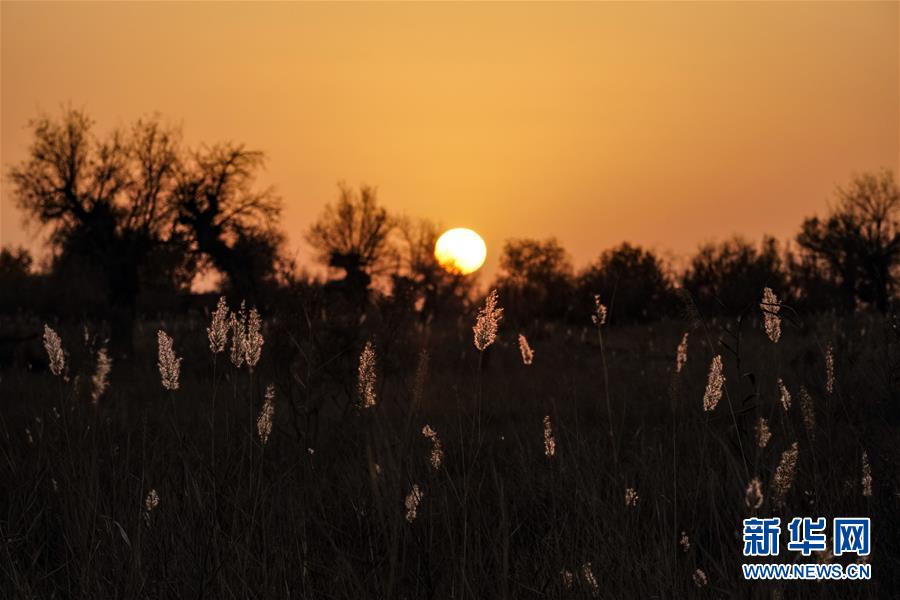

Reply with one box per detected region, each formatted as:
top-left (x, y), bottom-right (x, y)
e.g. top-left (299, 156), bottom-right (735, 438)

top-left (2, 1), bottom-right (898, 277)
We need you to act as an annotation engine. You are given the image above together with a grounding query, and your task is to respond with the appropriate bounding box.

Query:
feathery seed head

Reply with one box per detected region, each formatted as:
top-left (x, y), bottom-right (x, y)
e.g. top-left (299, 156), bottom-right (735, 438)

top-left (861, 451), bottom-right (872, 497)
top-left (543, 415), bottom-right (556, 458)
top-left (421, 424), bottom-right (444, 470)
top-left (144, 488), bottom-right (160, 524)
top-left (591, 295), bottom-right (607, 327)
top-left (358, 341), bottom-right (377, 408)
top-left (761, 287), bottom-right (782, 343)
top-left (778, 378), bottom-right (791, 411)
top-left (745, 476), bottom-right (764, 509)
top-left (257, 384), bottom-right (275, 445)
top-left (625, 487), bottom-right (639, 507)
top-left (825, 345), bottom-right (835, 394)
top-left (207, 296), bottom-right (230, 354)
top-left (703, 355), bottom-right (724, 411)
top-left (561, 569), bottom-right (575, 591)
top-left (771, 442), bottom-right (799, 508)
top-left (156, 330), bottom-right (181, 391)
top-left (675, 332), bottom-right (689, 373)
top-left (692, 568), bottom-right (708, 588)
top-left (43, 324), bottom-right (66, 376)
top-left (90, 346), bottom-right (112, 404)
top-left (581, 562), bottom-right (600, 597)
top-left (679, 531), bottom-right (691, 553)
top-left (799, 387), bottom-right (816, 440)
top-left (473, 289), bottom-right (503, 351)
top-left (243, 307), bottom-right (264, 369)
top-left (517, 333), bottom-right (534, 365)
top-left (755, 417), bottom-right (771, 449)
top-left (405, 484), bottom-right (423, 523)
top-left (229, 303), bottom-right (246, 368)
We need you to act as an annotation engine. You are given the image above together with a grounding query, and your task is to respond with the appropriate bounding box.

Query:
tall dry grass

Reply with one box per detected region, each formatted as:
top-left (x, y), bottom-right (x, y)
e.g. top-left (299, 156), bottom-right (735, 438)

top-left (1, 292), bottom-right (897, 599)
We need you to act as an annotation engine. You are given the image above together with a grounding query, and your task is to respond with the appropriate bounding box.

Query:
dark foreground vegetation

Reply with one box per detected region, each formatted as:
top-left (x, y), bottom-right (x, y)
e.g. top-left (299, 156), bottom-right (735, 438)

top-left (2, 109), bottom-right (900, 339)
top-left (2, 295), bottom-right (899, 598)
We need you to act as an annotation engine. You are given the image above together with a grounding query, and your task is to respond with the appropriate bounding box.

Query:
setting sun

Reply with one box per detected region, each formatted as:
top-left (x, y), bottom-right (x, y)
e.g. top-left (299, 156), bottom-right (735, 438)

top-left (434, 228), bottom-right (487, 275)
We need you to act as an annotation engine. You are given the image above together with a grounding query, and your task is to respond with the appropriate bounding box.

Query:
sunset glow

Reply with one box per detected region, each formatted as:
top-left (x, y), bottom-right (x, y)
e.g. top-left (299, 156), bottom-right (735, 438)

top-left (1, 3), bottom-right (896, 596)
top-left (1, 2), bottom-right (896, 275)
top-left (434, 228), bottom-right (487, 275)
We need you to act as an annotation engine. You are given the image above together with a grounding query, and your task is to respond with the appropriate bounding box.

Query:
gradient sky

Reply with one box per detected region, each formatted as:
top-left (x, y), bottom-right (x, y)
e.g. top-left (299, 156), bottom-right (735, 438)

top-left (2, 1), bottom-right (898, 277)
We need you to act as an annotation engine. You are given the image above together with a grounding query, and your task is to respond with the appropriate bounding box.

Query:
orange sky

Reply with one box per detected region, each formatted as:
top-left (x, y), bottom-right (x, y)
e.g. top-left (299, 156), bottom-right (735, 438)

top-left (2, 1), bottom-right (898, 278)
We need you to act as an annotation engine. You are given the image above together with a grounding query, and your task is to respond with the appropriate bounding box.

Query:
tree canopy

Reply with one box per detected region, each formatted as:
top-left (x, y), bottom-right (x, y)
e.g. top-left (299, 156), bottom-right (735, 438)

top-left (9, 108), bottom-right (283, 348)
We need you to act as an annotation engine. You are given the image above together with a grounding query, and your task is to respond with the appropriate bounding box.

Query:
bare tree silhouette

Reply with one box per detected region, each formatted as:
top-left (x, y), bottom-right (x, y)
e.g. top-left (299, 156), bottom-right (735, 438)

top-left (9, 109), bottom-right (182, 351)
top-left (797, 170), bottom-right (900, 312)
top-left (306, 183), bottom-right (397, 308)
top-left (9, 109), bottom-right (289, 345)
top-left (173, 144), bottom-right (282, 301)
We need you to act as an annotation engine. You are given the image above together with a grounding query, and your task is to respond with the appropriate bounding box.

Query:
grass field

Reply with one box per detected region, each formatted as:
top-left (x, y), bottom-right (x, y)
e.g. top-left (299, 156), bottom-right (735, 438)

top-left (2, 297), bottom-right (898, 598)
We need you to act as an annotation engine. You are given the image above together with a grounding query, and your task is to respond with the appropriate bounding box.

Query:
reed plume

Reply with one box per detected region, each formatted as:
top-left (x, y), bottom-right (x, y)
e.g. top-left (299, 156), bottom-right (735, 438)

top-left (229, 304), bottom-right (246, 368)
top-left (257, 384), bottom-right (275, 445)
top-left (543, 415), bottom-right (556, 458)
top-left (702, 355), bottom-right (724, 411)
top-left (243, 307), bottom-right (264, 369)
top-left (581, 562), bottom-right (600, 597)
top-left (90, 346), bottom-right (112, 404)
top-left (473, 289), bottom-right (503, 351)
top-left (358, 341), bottom-right (377, 408)
top-left (675, 332), bottom-right (689, 373)
top-left (861, 451), bottom-right (872, 497)
top-left (799, 387), bottom-right (815, 440)
top-left (591, 294), bottom-right (607, 326)
top-left (207, 296), bottom-right (230, 354)
top-left (517, 333), bottom-right (534, 365)
top-left (771, 442), bottom-right (799, 508)
top-left (755, 417), bottom-right (771, 449)
top-left (421, 424), bottom-right (444, 470)
top-left (560, 569), bottom-right (575, 591)
top-left (404, 484), bottom-right (423, 522)
top-left (157, 330), bottom-right (181, 391)
top-left (679, 531), bottom-right (690, 553)
top-left (778, 378), bottom-right (791, 411)
top-left (760, 287), bottom-right (781, 343)
top-left (692, 569), bottom-right (708, 588)
top-left (624, 487), bottom-right (639, 507)
top-left (42, 324), bottom-right (65, 376)
top-left (745, 476), bottom-right (764, 509)
top-left (825, 344), bottom-right (835, 394)
top-left (144, 488), bottom-right (160, 525)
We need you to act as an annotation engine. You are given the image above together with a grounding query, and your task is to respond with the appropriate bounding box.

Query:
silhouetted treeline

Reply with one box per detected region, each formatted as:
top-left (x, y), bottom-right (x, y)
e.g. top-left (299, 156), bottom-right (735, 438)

top-left (3, 109), bottom-right (900, 340)
top-left (5, 109), bottom-right (284, 352)
top-left (491, 171), bottom-right (899, 325)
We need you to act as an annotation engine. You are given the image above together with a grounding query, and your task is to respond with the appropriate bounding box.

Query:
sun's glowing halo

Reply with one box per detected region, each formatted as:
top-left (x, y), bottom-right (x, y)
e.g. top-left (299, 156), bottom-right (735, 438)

top-left (434, 228), bottom-right (487, 275)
